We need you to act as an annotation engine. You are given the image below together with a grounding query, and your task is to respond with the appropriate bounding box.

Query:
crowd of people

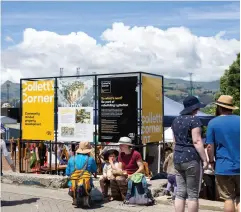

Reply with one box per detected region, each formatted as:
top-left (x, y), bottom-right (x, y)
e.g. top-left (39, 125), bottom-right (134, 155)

top-left (66, 136), bottom-right (151, 206)
top-left (171, 95), bottom-right (240, 212)
top-left (1, 94), bottom-right (239, 212)
top-left (64, 94), bottom-right (240, 212)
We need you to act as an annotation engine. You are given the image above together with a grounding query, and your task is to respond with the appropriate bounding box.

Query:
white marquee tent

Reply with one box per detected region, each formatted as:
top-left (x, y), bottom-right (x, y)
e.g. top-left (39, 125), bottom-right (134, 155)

top-left (164, 127), bottom-right (174, 143)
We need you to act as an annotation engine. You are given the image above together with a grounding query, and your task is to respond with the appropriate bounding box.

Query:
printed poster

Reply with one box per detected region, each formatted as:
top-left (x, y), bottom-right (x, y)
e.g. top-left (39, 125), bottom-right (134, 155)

top-left (58, 77), bottom-right (94, 142)
top-left (22, 80), bottom-right (54, 140)
top-left (98, 77), bottom-right (138, 143)
top-left (142, 75), bottom-right (163, 143)
top-left (58, 107), bottom-right (93, 142)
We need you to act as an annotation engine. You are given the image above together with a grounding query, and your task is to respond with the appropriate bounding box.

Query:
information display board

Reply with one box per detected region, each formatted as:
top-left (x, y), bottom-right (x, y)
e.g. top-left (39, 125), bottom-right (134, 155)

top-left (98, 77), bottom-right (138, 143)
top-left (142, 75), bottom-right (163, 143)
top-left (22, 80), bottom-right (54, 140)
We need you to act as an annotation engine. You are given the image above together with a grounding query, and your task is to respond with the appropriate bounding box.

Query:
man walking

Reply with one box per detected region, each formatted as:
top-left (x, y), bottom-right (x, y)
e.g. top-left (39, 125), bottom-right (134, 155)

top-left (206, 95), bottom-right (240, 212)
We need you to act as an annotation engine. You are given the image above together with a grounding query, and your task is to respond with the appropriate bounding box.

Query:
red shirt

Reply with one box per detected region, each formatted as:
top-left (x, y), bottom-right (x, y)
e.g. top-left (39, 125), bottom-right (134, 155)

top-left (118, 150), bottom-right (142, 175)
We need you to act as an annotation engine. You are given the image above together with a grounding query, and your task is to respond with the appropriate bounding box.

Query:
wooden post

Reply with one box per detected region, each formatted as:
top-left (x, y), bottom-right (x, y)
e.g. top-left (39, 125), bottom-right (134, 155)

top-left (17, 138), bottom-right (20, 161)
top-left (10, 137), bottom-right (14, 160)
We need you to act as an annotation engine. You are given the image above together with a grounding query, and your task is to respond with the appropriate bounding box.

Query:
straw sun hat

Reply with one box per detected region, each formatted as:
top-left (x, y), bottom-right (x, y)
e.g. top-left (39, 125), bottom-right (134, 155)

top-left (76, 141), bottom-right (92, 154)
top-left (215, 95), bottom-right (239, 110)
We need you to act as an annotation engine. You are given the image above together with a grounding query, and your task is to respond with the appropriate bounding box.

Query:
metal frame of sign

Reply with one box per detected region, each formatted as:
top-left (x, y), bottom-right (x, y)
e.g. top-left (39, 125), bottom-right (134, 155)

top-left (19, 72), bottom-right (164, 174)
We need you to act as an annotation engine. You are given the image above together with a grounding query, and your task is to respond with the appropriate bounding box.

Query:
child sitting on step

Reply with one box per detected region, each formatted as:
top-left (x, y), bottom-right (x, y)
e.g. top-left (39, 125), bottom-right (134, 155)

top-left (163, 147), bottom-right (177, 200)
top-left (99, 149), bottom-right (119, 199)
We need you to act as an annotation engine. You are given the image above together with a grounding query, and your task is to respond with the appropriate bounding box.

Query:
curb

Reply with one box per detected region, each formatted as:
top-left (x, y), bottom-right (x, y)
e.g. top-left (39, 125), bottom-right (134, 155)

top-left (155, 198), bottom-right (223, 211)
top-left (2, 172), bottom-right (223, 211)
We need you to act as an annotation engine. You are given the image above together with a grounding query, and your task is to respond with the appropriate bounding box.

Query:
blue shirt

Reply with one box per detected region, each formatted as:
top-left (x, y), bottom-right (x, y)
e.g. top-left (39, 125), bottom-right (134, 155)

top-left (172, 115), bottom-right (202, 164)
top-left (66, 154), bottom-right (97, 187)
top-left (206, 115), bottom-right (240, 175)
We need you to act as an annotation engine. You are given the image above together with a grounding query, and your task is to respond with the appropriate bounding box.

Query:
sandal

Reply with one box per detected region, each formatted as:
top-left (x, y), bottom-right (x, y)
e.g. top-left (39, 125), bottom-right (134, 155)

top-left (108, 196), bottom-right (114, 201)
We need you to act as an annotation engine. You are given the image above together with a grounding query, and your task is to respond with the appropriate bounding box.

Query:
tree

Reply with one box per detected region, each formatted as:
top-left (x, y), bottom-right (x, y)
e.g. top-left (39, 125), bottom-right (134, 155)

top-left (201, 53), bottom-right (240, 116)
top-left (219, 53), bottom-right (240, 115)
top-left (201, 106), bottom-right (216, 116)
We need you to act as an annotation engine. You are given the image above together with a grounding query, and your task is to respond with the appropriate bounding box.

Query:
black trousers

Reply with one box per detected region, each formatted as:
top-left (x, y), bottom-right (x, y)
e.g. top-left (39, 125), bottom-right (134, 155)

top-left (203, 174), bottom-right (216, 201)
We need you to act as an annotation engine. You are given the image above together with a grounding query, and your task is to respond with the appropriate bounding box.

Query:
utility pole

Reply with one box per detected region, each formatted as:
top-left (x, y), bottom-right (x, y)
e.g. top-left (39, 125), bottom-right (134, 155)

top-left (189, 73), bottom-right (193, 96)
top-left (6, 82), bottom-right (10, 103)
top-left (76, 67), bottom-right (80, 78)
top-left (60, 68), bottom-right (64, 77)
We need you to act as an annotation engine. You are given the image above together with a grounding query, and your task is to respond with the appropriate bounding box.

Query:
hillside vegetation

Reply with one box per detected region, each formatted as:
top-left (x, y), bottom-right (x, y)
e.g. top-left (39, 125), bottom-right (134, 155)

top-left (1, 78), bottom-right (220, 106)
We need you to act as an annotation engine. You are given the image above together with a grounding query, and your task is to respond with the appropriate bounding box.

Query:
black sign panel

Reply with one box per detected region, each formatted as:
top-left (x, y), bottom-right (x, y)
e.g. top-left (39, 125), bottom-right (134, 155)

top-left (98, 77), bottom-right (138, 143)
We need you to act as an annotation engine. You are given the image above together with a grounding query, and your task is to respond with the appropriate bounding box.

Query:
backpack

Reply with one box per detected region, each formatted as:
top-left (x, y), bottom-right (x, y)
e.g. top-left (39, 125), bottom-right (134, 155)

top-left (69, 156), bottom-right (92, 207)
top-left (125, 175), bottom-right (155, 206)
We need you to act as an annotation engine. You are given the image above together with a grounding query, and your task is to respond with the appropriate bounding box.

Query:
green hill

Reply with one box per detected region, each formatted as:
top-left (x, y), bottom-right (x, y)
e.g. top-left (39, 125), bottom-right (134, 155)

top-left (1, 78), bottom-right (220, 106)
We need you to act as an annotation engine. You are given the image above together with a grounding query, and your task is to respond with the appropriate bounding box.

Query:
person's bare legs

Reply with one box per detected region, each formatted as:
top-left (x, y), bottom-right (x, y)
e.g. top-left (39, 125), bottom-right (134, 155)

top-left (175, 165), bottom-right (187, 212)
top-left (223, 199), bottom-right (235, 212)
top-left (187, 200), bottom-right (199, 212)
top-left (185, 161), bottom-right (201, 212)
top-left (235, 196), bottom-right (240, 212)
top-left (99, 176), bottom-right (108, 197)
top-left (175, 198), bottom-right (185, 212)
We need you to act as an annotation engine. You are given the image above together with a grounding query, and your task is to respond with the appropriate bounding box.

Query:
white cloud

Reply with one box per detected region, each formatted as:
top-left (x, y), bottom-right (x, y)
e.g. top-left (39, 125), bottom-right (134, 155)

top-left (1, 22), bottom-right (240, 83)
top-left (5, 36), bottom-right (14, 43)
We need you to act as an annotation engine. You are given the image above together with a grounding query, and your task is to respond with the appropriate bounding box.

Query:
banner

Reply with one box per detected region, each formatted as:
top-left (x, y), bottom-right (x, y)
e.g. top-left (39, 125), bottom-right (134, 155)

top-left (58, 107), bottom-right (93, 142)
top-left (98, 77), bottom-right (138, 143)
top-left (22, 80), bottom-right (54, 140)
top-left (58, 78), bottom-right (94, 142)
top-left (142, 75), bottom-right (163, 143)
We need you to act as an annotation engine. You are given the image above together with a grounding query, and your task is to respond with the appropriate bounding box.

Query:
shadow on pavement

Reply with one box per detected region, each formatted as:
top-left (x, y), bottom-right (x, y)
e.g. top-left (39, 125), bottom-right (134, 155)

top-left (1, 198), bottom-right (39, 207)
top-left (75, 201), bottom-right (104, 210)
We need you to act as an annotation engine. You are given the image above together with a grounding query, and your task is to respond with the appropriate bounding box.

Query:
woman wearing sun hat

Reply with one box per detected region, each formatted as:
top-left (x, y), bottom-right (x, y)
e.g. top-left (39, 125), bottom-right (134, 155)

top-left (66, 141), bottom-right (97, 180)
top-left (206, 95), bottom-right (240, 212)
top-left (172, 96), bottom-right (208, 212)
top-left (109, 137), bottom-right (144, 201)
top-left (66, 141), bottom-right (97, 206)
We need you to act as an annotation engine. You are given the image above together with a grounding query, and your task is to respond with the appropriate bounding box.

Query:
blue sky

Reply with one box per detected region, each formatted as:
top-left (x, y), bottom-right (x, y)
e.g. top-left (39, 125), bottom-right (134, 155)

top-left (1, 1), bottom-right (240, 49)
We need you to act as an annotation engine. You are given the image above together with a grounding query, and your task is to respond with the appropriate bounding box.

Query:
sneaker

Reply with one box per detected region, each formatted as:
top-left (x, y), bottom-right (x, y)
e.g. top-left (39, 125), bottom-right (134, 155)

top-left (165, 190), bottom-right (171, 196)
top-left (83, 196), bottom-right (90, 208)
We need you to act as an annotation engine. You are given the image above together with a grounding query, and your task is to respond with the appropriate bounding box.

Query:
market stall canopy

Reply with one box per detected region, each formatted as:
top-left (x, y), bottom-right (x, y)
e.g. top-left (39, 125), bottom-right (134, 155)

top-left (163, 96), bottom-right (214, 127)
top-left (164, 127), bottom-right (174, 143)
top-left (164, 96), bottom-right (209, 117)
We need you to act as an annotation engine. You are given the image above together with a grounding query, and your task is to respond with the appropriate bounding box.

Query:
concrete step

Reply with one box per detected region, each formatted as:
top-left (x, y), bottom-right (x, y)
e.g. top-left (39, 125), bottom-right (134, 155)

top-left (2, 171), bottom-right (223, 211)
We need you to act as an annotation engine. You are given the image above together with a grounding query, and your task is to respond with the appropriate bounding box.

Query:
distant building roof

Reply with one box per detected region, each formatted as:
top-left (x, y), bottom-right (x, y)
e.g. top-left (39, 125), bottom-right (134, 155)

top-left (0, 116), bottom-right (17, 124)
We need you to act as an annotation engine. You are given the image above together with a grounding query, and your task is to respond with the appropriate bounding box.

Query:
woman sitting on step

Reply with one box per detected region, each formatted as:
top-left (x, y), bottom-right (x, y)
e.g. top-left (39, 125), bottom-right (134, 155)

top-left (109, 137), bottom-right (144, 201)
top-left (66, 141), bottom-right (97, 206)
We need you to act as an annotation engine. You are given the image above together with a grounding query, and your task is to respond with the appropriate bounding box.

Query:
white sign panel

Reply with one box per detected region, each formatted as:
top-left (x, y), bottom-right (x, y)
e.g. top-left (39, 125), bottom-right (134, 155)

top-left (58, 107), bottom-right (94, 142)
